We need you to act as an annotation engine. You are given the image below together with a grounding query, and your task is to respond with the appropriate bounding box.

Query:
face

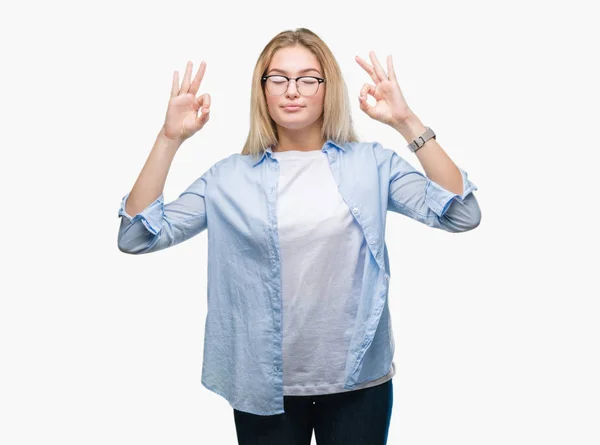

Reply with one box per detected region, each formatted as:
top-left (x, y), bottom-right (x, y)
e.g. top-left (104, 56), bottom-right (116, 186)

top-left (263, 45), bottom-right (325, 131)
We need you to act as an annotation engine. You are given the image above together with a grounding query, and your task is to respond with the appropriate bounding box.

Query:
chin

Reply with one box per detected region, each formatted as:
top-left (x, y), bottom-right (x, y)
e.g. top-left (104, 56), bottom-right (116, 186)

top-left (276, 114), bottom-right (319, 128)
top-left (278, 122), bottom-right (312, 131)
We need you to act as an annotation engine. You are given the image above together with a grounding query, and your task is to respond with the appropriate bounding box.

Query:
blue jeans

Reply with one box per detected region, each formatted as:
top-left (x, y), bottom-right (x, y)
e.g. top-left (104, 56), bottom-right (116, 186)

top-left (233, 379), bottom-right (393, 445)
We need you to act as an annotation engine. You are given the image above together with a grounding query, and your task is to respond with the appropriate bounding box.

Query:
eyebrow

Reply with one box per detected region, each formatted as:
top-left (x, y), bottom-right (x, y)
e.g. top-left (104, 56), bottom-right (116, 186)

top-left (267, 68), bottom-right (322, 75)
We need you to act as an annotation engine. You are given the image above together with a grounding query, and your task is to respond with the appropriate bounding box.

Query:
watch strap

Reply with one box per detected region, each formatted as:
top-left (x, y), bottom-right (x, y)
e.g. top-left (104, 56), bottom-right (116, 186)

top-left (407, 126), bottom-right (436, 153)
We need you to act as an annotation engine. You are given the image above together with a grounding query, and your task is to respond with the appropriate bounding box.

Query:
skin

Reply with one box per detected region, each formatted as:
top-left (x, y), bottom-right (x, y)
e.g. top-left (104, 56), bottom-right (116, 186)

top-left (266, 47), bottom-right (465, 194)
top-left (125, 48), bottom-right (466, 219)
top-left (264, 45), bottom-right (327, 153)
top-left (355, 51), bottom-right (465, 194)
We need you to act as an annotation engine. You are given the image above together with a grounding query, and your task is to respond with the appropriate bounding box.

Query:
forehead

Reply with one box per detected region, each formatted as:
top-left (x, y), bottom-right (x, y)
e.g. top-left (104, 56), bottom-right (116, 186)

top-left (268, 46), bottom-right (321, 74)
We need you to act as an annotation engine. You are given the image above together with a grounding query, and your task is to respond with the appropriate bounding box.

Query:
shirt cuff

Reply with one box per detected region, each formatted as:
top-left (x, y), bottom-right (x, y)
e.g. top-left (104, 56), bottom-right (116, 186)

top-left (117, 192), bottom-right (165, 236)
top-left (425, 167), bottom-right (478, 217)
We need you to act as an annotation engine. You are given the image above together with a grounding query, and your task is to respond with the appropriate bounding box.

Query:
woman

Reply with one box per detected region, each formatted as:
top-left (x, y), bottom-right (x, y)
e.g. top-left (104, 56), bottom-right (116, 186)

top-left (117, 28), bottom-right (481, 445)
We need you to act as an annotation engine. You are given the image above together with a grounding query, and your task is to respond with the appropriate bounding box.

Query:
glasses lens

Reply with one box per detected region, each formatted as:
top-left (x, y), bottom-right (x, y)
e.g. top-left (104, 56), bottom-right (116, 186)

top-left (266, 76), bottom-right (288, 95)
top-left (297, 77), bottom-right (319, 96)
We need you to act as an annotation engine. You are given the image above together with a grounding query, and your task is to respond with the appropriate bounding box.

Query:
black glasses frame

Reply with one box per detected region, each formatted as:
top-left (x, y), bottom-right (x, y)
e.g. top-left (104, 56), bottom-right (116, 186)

top-left (261, 75), bottom-right (325, 96)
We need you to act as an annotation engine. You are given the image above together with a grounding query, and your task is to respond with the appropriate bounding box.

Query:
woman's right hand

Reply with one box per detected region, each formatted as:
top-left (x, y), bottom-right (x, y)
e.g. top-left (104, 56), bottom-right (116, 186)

top-left (162, 60), bottom-right (211, 143)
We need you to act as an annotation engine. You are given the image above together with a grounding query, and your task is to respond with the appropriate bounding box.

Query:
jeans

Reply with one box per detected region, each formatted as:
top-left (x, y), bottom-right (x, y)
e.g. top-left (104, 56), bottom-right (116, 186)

top-left (233, 379), bottom-right (393, 445)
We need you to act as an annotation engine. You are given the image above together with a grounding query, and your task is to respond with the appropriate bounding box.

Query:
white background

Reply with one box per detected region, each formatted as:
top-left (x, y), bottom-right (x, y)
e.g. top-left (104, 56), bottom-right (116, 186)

top-left (2, 0), bottom-right (598, 444)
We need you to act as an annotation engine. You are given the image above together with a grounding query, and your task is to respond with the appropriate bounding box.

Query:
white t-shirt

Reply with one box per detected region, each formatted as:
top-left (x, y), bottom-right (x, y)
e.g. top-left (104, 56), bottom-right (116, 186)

top-left (271, 148), bottom-right (395, 396)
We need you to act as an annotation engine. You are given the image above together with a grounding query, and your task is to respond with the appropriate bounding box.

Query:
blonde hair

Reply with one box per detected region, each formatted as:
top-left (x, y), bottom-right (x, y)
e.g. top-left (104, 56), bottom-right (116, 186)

top-left (241, 28), bottom-right (360, 157)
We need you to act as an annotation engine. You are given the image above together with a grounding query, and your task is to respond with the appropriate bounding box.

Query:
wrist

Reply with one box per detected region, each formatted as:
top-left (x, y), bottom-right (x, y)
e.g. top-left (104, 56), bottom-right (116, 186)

top-left (157, 126), bottom-right (183, 151)
top-left (391, 114), bottom-right (427, 144)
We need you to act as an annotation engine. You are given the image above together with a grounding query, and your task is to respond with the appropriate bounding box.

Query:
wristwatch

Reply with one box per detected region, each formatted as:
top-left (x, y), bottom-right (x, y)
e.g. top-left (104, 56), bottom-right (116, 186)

top-left (407, 126), bottom-right (436, 153)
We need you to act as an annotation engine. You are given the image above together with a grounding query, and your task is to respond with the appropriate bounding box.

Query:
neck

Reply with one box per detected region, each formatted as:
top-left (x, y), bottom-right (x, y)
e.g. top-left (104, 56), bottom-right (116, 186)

top-left (273, 121), bottom-right (325, 152)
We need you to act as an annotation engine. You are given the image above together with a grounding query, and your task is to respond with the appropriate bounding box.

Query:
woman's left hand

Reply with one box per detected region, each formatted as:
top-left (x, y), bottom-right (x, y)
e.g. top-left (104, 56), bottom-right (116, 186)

top-left (355, 51), bottom-right (414, 128)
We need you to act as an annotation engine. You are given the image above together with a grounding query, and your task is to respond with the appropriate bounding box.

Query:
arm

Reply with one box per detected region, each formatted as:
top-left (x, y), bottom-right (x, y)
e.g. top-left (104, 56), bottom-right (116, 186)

top-left (354, 52), bottom-right (480, 231)
top-left (117, 127), bottom-right (217, 254)
top-left (385, 150), bottom-right (481, 232)
top-left (375, 122), bottom-right (481, 232)
top-left (117, 172), bottom-right (212, 254)
top-left (124, 127), bottom-right (181, 217)
top-left (391, 114), bottom-right (465, 195)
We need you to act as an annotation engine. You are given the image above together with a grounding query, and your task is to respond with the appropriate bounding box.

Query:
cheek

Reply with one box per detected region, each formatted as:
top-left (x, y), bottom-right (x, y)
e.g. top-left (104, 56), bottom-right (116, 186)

top-left (309, 96), bottom-right (325, 112)
top-left (314, 90), bottom-right (325, 107)
top-left (265, 98), bottom-right (276, 114)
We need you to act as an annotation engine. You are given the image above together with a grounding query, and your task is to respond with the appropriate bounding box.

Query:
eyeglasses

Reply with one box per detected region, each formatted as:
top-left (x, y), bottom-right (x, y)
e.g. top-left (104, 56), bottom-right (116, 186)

top-left (261, 75), bottom-right (325, 96)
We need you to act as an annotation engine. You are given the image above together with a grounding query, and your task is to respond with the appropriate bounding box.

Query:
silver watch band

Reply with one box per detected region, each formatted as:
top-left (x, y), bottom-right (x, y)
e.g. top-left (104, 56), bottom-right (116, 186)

top-left (407, 126), bottom-right (436, 153)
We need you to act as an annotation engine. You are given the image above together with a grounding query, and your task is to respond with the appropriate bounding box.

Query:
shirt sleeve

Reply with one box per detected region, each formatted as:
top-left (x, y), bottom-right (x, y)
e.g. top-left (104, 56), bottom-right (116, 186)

top-left (374, 142), bottom-right (481, 232)
top-left (117, 165), bottom-right (215, 254)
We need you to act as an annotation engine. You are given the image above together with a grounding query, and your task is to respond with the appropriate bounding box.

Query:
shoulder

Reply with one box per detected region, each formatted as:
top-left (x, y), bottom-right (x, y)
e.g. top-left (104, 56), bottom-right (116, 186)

top-left (343, 140), bottom-right (387, 154)
top-left (344, 140), bottom-right (395, 164)
top-left (202, 153), bottom-right (259, 188)
top-left (205, 153), bottom-right (242, 176)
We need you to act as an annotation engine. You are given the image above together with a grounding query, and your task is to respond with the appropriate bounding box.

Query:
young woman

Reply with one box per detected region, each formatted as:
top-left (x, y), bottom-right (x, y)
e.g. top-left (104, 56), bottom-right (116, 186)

top-left (117, 28), bottom-right (481, 445)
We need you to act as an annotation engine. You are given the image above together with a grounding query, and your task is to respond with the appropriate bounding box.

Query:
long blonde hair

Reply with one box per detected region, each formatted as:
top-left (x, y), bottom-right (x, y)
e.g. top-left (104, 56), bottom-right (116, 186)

top-left (241, 28), bottom-right (360, 157)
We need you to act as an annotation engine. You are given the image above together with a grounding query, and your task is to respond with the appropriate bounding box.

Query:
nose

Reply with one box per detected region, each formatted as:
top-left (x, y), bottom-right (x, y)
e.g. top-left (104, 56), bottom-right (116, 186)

top-left (285, 79), bottom-right (300, 98)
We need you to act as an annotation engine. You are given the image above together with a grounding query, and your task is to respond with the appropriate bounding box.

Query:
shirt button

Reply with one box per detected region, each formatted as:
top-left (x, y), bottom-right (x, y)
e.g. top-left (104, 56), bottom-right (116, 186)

top-left (385, 274), bottom-right (390, 281)
top-left (352, 207), bottom-right (359, 214)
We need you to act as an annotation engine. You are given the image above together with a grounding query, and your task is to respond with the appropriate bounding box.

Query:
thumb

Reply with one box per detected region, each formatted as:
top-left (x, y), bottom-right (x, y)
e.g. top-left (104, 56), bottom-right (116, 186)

top-left (359, 95), bottom-right (374, 117)
top-left (195, 107), bottom-right (210, 129)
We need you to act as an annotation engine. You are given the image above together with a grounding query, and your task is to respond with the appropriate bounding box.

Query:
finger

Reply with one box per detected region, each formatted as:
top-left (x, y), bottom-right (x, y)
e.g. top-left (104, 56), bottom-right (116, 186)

top-left (369, 51), bottom-right (388, 82)
top-left (387, 54), bottom-right (398, 83)
top-left (358, 83), bottom-right (375, 113)
top-left (196, 108), bottom-right (210, 129)
top-left (359, 83), bottom-right (376, 99)
top-left (197, 92), bottom-right (211, 112)
top-left (358, 95), bottom-right (372, 114)
top-left (195, 102), bottom-right (211, 128)
top-left (170, 71), bottom-right (180, 98)
top-left (189, 61), bottom-right (207, 96)
top-left (179, 61), bottom-right (193, 95)
top-left (355, 55), bottom-right (380, 84)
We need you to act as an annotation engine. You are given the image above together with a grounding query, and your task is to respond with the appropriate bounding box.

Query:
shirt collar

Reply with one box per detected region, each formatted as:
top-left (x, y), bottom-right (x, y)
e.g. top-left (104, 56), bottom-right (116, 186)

top-left (251, 139), bottom-right (346, 167)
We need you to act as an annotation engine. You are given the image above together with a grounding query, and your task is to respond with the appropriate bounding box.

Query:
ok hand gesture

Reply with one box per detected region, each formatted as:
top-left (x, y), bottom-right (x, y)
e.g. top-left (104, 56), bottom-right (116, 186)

top-left (355, 51), bottom-right (415, 129)
top-left (162, 60), bottom-right (212, 142)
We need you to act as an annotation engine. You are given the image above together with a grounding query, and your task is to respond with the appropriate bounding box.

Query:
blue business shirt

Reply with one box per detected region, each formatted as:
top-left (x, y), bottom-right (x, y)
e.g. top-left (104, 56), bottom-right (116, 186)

top-left (117, 139), bottom-right (481, 415)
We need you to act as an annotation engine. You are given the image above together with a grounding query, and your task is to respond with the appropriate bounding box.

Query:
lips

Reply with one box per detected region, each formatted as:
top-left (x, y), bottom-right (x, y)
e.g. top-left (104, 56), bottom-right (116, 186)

top-left (282, 104), bottom-right (304, 109)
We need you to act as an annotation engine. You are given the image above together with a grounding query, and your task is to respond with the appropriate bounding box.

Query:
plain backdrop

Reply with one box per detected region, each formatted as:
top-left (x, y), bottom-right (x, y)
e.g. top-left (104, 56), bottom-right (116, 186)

top-left (1, 0), bottom-right (599, 444)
